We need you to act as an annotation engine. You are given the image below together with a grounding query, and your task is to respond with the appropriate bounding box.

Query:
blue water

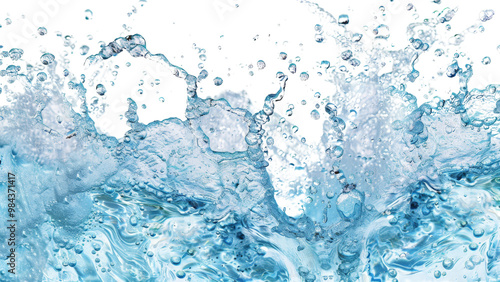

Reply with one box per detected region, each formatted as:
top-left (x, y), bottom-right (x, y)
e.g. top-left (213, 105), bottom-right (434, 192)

top-left (1, 2), bottom-right (500, 281)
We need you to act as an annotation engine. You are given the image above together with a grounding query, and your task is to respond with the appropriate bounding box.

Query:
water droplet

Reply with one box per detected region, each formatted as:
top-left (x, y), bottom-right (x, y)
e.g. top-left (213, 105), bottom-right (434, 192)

top-left (36, 72), bottom-right (47, 82)
top-left (9, 48), bottom-right (23, 61)
top-left (434, 270), bottom-right (441, 278)
top-left (279, 52), bottom-right (287, 60)
top-left (473, 228), bottom-right (484, 237)
top-left (388, 269), bottom-right (397, 277)
top-left (300, 72), bottom-right (309, 81)
top-left (96, 84), bottom-right (106, 96)
top-left (350, 58), bottom-right (360, 67)
top-left (479, 9), bottom-right (495, 22)
top-left (341, 50), bottom-right (353, 60)
top-left (442, 258), bottom-right (454, 269)
top-left (80, 45), bottom-right (89, 56)
top-left (374, 24), bottom-right (390, 39)
top-left (352, 33), bottom-right (363, 42)
top-left (310, 110), bottom-right (320, 120)
top-left (469, 243), bottom-right (478, 251)
top-left (336, 189), bottom-right (364, 221)
top-left (92, 242), bottom-right (101, 251)
top-left (338, 14), bottom-right (349, 25)
top-left (288, 63), bottom-right (297, 74)
top-left (171, 256), bottom-right (181, 265)
top-left (315, 34), bottom-right (324, 43)
top-left (38, 27), bottom-right (47, 36)
top-left (482, 56), bottom-right (491, 65)
top-left (213, 77), bottom-right (223, 86)
top-left (257, 60), bottom-right (266, 70)
top-left (435, 49), bottom-right (444, 57)
top-left (40, 53), bottom-right (56, 65)
top-left (176, 270), bottom-right (186, 279)
top-left (85, 9), bottom-right (93, 20)
top-left (446, 61), bottom-right (459, 78)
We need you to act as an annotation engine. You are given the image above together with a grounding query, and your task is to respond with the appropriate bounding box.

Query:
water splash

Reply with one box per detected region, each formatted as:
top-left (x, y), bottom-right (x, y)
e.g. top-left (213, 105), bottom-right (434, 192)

top-left (1, 1), bottom-right (500, 281)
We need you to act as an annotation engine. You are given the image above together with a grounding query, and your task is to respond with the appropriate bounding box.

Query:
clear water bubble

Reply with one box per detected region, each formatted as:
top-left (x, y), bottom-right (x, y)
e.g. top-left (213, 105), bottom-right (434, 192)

top-left (40, 53), bottom-right (56, 65)
top-left (479, 9), bottom-right (495, 22)
top-left (469, 243), bottom-right (478, 251)
top-left (374, 24), bottom-right (390, 39)
top-left (288, 63), bottom-right (297, 74)
top-left (38, 27), bottom-right (47, 36)
top-left (279, 52), bottom-right (287, 60)
top-left (213, 77), bottom-right (223, 86)
top-left (85, 9), bottom-right (93, 20)
top-left (352, 33), bottom-right (363, 42)
top-left (176, 271), bottom-right (186, 278)
top-left (36, 72), bottom-right (47, 82)
top-left (257, 60), bottom-right (266, 70)
top-left (332, 146), bottom-right (344, 158)
top-left (96, 84), bottom-right (106, 96)
top-left (338, 14), bottom-right (349, 25)
top-left (9, 48), bottom-right (23, 61)
top-left (74, 244), bottom-right (83, 254)
top-left (442, 258), bottom-right (454, 270)
top-left (350, 59), bottom-right (360, 67)
top-left (198, 69), bottom-right (208, 80)
top-left (171, 256), bottom-right (181, 265)
top-left (341, 50), bottom-right (353, 60)
top-left (446, 61), bottom-right (459, 77)
top-left (336, 189), bottom-right (364, 221)
top-left (482, 56), bottom-right (491, 65)
top-left (300, 72), bottom-right (309, 81)
top-left (310, 110), bottom-right (320, 120)
top-left (325, 103), bottom-right (337, 115)
top-left (80, 45), bottom-right (90, 56)
top-left (473, 228), bottom-right (484, 237)
top-left (388, 269), bottom-right (397, 277)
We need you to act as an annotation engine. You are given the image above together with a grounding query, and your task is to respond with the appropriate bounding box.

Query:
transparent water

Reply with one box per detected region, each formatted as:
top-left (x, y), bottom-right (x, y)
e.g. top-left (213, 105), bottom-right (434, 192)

top-left (0, 1), bottom-right (500, 281)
